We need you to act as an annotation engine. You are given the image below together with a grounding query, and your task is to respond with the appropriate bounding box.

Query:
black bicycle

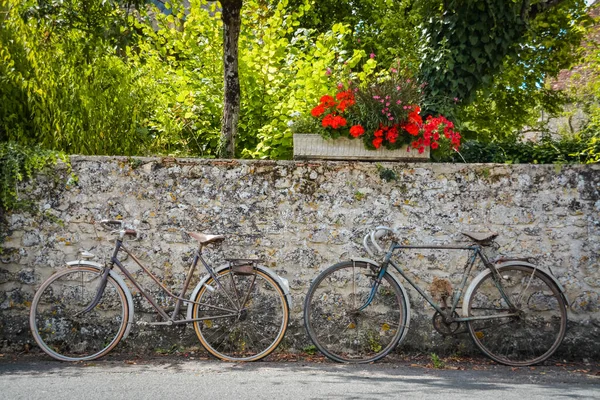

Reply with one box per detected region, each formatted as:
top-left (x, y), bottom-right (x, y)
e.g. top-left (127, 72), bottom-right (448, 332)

top-left (303, 226), bottom-right (568, 366)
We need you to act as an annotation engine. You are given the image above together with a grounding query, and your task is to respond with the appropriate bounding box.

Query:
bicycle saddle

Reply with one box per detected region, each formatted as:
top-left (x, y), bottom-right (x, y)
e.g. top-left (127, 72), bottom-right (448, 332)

top-left (462, 231), bottom-right (498, 243)
top-left (187, 232), bottom-right (225, 245)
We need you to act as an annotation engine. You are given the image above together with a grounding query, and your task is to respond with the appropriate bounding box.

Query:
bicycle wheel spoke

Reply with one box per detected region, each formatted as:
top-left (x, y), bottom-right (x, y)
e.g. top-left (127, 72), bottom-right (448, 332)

top-left (192, 269), bottom-right (288, 361)
top-left (304, 261), bottom-right (407, 363)
top-left (467, 265), bottom-right (566, 366)
top-left (30, 266), bottom-right (128, 362)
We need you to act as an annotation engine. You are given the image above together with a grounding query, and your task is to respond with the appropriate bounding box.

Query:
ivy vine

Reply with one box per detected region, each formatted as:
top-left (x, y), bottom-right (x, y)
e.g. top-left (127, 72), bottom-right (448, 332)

top-left (0, 142), bottom-right (70, 212)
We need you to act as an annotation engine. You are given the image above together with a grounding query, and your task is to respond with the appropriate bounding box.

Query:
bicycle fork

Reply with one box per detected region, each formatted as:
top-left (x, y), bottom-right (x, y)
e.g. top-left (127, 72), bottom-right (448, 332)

top-left (74, 264), bottom-right (112, 316)
top-left (358, 260), bottom-right (388, 312)
top-left (74, 243), bottom-right (121, 316)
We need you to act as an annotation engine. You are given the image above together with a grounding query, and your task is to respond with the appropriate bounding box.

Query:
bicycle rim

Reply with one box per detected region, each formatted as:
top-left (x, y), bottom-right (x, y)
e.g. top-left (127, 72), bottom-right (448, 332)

top-left (304, 261), bottom-right (406, 363)
top-left (467, 265), bottom-right (567, 366)
top-left (192, 269), bottom-right (289, 362)
top-left (30, 266), bottom-right (129, 362)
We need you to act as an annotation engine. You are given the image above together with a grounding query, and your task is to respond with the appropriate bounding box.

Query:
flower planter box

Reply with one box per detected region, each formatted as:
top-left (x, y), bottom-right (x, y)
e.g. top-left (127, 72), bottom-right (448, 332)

top-left (293, 133), bottom-right (430, 161)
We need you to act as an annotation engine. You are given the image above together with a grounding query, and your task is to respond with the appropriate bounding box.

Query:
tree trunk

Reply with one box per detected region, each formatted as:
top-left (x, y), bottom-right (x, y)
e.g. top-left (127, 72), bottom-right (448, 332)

top-left (218, 0), bottom-right (243, 159)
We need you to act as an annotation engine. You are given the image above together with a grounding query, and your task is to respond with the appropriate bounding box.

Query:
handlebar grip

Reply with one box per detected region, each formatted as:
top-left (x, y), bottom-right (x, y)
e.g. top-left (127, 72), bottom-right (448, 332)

top-left (98, 219), bottom-right (123, 227)
top-left (363, 233), bottom-right (376, 258)
top-left (124, 229), bottom-right (137, 238)
top-left (370, 230), bottom-right (384, 253)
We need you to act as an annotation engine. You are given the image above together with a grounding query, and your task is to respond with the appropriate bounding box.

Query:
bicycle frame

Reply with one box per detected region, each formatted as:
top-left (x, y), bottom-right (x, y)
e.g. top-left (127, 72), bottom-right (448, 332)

top-left (86, 237), bottom-right (240, 326)
top-left (364, 242), bottom-right (520, 323)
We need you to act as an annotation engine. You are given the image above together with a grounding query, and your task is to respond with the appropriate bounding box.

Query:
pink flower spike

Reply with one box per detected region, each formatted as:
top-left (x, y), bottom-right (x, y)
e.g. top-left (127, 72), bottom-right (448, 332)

top-left (373, 95), bottom-right (380, 99)
top-left (396, 100), bottom-right (402, 105)
top-left (386, 102), bottom-right (390, 107)
top-left (337, 83), bottom-right (344, 89)
top-left (396, 86), bottom-right (401, 91)
top-left (325, 68), bottom-right (332, 76)
top-left (370, 53), bottom-right (376, 59)
top-left (389, 117), bottom-right (394, 120)
top-left (391, 68), bottom-right (397, 73)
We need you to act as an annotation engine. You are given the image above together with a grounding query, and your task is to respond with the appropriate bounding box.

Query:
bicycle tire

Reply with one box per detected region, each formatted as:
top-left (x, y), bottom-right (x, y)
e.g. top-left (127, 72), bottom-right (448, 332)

top-left (304, 261), bottom-right (407, 363)
top-left (29, 266), bottom-right (129, 362)
top-left (192, 268), bottom-right (289, 362)
top-left (466, 264), bottom-right (567, 366)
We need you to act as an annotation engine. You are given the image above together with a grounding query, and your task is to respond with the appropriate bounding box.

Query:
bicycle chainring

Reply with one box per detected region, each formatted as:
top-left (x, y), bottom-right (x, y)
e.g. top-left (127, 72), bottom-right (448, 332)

top-left (432, 311), bottom-right (461, 336)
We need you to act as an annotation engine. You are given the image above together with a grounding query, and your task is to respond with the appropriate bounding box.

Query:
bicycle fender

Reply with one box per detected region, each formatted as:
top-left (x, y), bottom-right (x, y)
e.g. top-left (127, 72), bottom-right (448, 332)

top-left (350, 257), bottom-right (412, 345)
top-left (462, 262), bottom-right (569, 319)
top-left (66, 260), bottom-right (135, 340)
top-left (186, 264), bottom-right (292, 321)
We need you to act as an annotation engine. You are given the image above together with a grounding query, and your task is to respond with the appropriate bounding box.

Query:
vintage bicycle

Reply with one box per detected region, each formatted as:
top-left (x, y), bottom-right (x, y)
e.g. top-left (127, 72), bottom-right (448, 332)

top-left (303, 226), bottom-right (568, 367)
top-left (30, 220), bottom-right (291, 362)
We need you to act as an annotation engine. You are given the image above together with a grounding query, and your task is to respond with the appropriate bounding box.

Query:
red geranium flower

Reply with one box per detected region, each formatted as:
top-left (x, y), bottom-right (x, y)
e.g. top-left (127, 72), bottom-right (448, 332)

top-left (373, 137), bottom-right (383, 149)
top-left (403, 123), bottom-right (419, 136)
top-left (311, 104), bottom-right (326, 117)
top-left (349, 125), bottom-right (365, 138)
top-left (320, 95), bottom-right (337, 109)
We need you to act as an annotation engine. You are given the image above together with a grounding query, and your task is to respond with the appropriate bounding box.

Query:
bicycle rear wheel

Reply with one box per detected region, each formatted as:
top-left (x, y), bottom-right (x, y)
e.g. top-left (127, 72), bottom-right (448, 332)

top-left (304, 261), bottom-right (407, 363)
top-left (29, 266), bottom-right (129, 362)
top-left (466, 264), bottom-right (567, 366)
top-left (192, 268), bottom-right (289, 362)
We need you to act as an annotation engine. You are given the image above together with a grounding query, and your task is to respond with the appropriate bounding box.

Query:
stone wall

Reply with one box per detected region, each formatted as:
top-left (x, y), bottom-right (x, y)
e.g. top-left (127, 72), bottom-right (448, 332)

top-left (1, 157), bottom-right (599, 359)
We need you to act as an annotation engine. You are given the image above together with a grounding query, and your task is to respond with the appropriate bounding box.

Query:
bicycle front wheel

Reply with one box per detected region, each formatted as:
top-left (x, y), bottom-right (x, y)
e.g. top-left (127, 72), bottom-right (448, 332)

top-left (29, 266), bottom-right (129, 362)
top-left (466, 265), bottom-right (567, 366)
top-left (304, 261), bottom-right (407, 363)
top-left (192, 268), bottom-right (289, 362)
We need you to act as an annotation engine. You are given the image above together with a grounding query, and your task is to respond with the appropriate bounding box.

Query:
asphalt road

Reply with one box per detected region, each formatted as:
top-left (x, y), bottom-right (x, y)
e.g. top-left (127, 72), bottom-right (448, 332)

top-left (0, 355), bottom-right (598, 400)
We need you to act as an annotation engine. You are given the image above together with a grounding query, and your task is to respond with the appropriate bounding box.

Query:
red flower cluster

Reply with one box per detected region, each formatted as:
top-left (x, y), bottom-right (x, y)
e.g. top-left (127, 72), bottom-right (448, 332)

top-left (401, 106), bottom-right (422, 136)
top-left (322, 114), bottom-right (347, 129)
top-left (423, 115), bottom-right (461, 149)
top-left (311, 90), bottom-right (355, 130)
top-left (336, 90), bottom-right (355, 112)
top-left (349, 125), bottom-right (365, 138)
top-left (308, 88), bottom-right (461, 153)
top-left (373, 124), bottom-right (399, 148)
top-left (407, 115), bottom-right (461, 153)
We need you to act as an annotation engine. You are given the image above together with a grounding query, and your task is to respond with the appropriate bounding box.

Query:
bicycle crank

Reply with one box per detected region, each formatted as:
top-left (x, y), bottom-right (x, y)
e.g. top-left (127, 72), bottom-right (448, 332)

top-left (432, 311), bottom-right (462, 336)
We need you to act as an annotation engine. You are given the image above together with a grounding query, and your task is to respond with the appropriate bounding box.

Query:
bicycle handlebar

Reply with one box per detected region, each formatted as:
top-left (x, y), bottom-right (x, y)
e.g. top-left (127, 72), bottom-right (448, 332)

top-left (96, 219), bottom-right (138, 238)
top-left (363, 226), bottom-right (398, 258)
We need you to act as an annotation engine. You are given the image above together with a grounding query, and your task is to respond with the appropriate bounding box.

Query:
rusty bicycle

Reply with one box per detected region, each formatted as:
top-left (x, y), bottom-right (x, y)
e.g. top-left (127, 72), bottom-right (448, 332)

top-left (303, 226), bottom-right (568, 366)
top-left (30, 220), bottom-right (291, 362)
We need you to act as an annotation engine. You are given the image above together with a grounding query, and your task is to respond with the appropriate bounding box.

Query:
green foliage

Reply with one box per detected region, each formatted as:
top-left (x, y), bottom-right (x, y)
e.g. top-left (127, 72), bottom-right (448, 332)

top-left (348, 69), bottom-right (422, 138)
top-left (285, 0), bottom-right (425, 71)
top-left (239, 1), bottom-right (356, 159)
top-left (430, 353), bottom-right (445, 369)
top-left (0, 0), bottom-right (155, 155)
top-left (128, 0), bottom-right (223, 157)
top-left (454, 0), bottom-right (591, 142)
top-left (0, 141), bottom-right (68, 211)
top-left (0, 0), bottom-right (595, 163)
top-left (438, 134), bottom-right (598, 164)
top-left (420, 0), bottom-right (589, 115)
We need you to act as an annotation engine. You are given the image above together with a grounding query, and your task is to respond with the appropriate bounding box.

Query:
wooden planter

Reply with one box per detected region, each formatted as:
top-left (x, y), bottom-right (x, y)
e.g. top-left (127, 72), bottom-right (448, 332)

top-left (293, 133), bottom-right (430, 161)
